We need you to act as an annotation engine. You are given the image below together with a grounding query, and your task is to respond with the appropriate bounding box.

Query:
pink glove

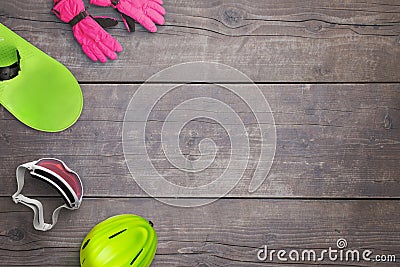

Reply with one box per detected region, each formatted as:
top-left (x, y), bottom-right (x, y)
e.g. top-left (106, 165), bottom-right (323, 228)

top-left (90, 0), bottom-right (166, 33)
top-left (53, 0), bottom-right (122, 63)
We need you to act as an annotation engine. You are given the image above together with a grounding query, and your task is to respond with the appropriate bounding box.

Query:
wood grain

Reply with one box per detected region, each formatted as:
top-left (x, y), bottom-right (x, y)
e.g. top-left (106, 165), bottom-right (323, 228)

top-left (0, 0), bottom-right (399, 82)
top-left (1, 1), bottom-right (399, 266)
top-left (0, 198), bottom-right (398, 266)
top-left (0, 84), bottom-right (398, 198)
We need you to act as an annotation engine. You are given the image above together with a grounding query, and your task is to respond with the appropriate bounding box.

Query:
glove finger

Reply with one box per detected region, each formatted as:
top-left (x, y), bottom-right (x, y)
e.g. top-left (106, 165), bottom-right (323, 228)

top-left (89, 42), bottom-right (108, 63)
top-left (147, 1), bottom-right (166, 15)
top-left (73, 25), bottom-right (99, 62)
top-left (103, 33), bottom-right (123, 52)
top-left (146, 8), bottom-right (165, 25)
top-left (97, 27), bottom-right (123, 52)
top-left (97, 36), bottom-right (117, 60)
top-left (84, 19), bottom-right (122, 53)
top-left (81, 45), bottom-right (99, 62)
top-left (97, 38), bottom-right (118, 60)
top-left (135, 13), bottom-right (157, 32)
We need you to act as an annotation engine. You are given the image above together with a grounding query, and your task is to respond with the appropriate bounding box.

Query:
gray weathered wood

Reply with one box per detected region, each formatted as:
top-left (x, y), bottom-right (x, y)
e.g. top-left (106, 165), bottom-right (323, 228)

top-left (0, 84), bottom-right (399, 198)
top-left (0, 198), bottom-right (399, 266)
top-left (0, 0), bottom-right (399, 82)
top-left (1, 1), bottom-right (399, 266)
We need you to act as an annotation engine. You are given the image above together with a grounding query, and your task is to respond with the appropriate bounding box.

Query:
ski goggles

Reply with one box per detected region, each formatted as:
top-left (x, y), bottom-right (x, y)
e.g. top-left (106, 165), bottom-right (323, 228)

top-left (12, 158), bottom-right (83, 231)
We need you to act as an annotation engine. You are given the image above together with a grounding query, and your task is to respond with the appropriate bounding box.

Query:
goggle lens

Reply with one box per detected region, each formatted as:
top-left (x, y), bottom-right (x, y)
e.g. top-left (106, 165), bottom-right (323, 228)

top-left (36, 159), bottom-right (83, 200)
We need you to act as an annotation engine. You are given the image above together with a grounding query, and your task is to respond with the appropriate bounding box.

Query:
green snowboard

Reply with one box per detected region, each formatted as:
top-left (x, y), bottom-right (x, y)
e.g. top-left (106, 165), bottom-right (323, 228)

top-left (0, 23), bottom-right (83, 132)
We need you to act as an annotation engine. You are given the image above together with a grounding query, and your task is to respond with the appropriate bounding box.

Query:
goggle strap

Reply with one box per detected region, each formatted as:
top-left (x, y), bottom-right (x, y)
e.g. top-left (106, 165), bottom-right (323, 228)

top-left (13, 164), bottom-right (30, 198)
top-left (12, 194), bottom-right (69, 231)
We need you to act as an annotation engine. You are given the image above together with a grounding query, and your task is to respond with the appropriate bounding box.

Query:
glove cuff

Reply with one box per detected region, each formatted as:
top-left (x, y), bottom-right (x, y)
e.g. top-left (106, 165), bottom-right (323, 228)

top-left (68, 10), bottom-right (89, 26)
top-left (52, 0), bottom-right (86, 23)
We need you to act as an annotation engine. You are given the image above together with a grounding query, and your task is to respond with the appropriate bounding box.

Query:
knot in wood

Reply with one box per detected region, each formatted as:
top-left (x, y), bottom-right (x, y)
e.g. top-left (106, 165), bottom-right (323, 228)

top-left (314, 65), bottom-right (331, 77)
top-left (306, 21), bottom-right (323, 33)
top-left (220, 7), bottom-right (244, 28)
top-left (7, 228), bottom-right (25, 241)
top-left (384, 113), bottom-right (392, 130)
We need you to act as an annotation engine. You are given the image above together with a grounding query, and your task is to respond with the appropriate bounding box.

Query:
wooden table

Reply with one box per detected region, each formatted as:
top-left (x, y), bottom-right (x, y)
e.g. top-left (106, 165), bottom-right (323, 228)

top-left (1, 0), bottom-right (399, 266)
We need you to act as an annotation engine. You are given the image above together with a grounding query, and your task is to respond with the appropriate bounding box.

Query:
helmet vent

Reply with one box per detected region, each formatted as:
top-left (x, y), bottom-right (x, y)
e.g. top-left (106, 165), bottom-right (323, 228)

top-left (130, 248), bottom-right (143, 265)
top-left (82, 239), bottom-right (90, 250)
top-left (108, 229), bottom-right (127, 239)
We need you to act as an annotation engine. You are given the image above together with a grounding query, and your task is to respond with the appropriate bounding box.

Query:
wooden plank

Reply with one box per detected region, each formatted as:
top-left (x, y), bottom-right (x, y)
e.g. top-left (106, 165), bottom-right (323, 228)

top-left (0, 0), bottom-right (399, 82)
top-left (0, 198), bottom-right (398, 266)
top-left (0, 84), bottom-right (399, 198)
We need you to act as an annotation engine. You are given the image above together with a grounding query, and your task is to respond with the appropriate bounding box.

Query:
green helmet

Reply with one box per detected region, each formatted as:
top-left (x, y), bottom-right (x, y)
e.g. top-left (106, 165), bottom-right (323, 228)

top-left (80, 214), bottom-right (157, 267)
